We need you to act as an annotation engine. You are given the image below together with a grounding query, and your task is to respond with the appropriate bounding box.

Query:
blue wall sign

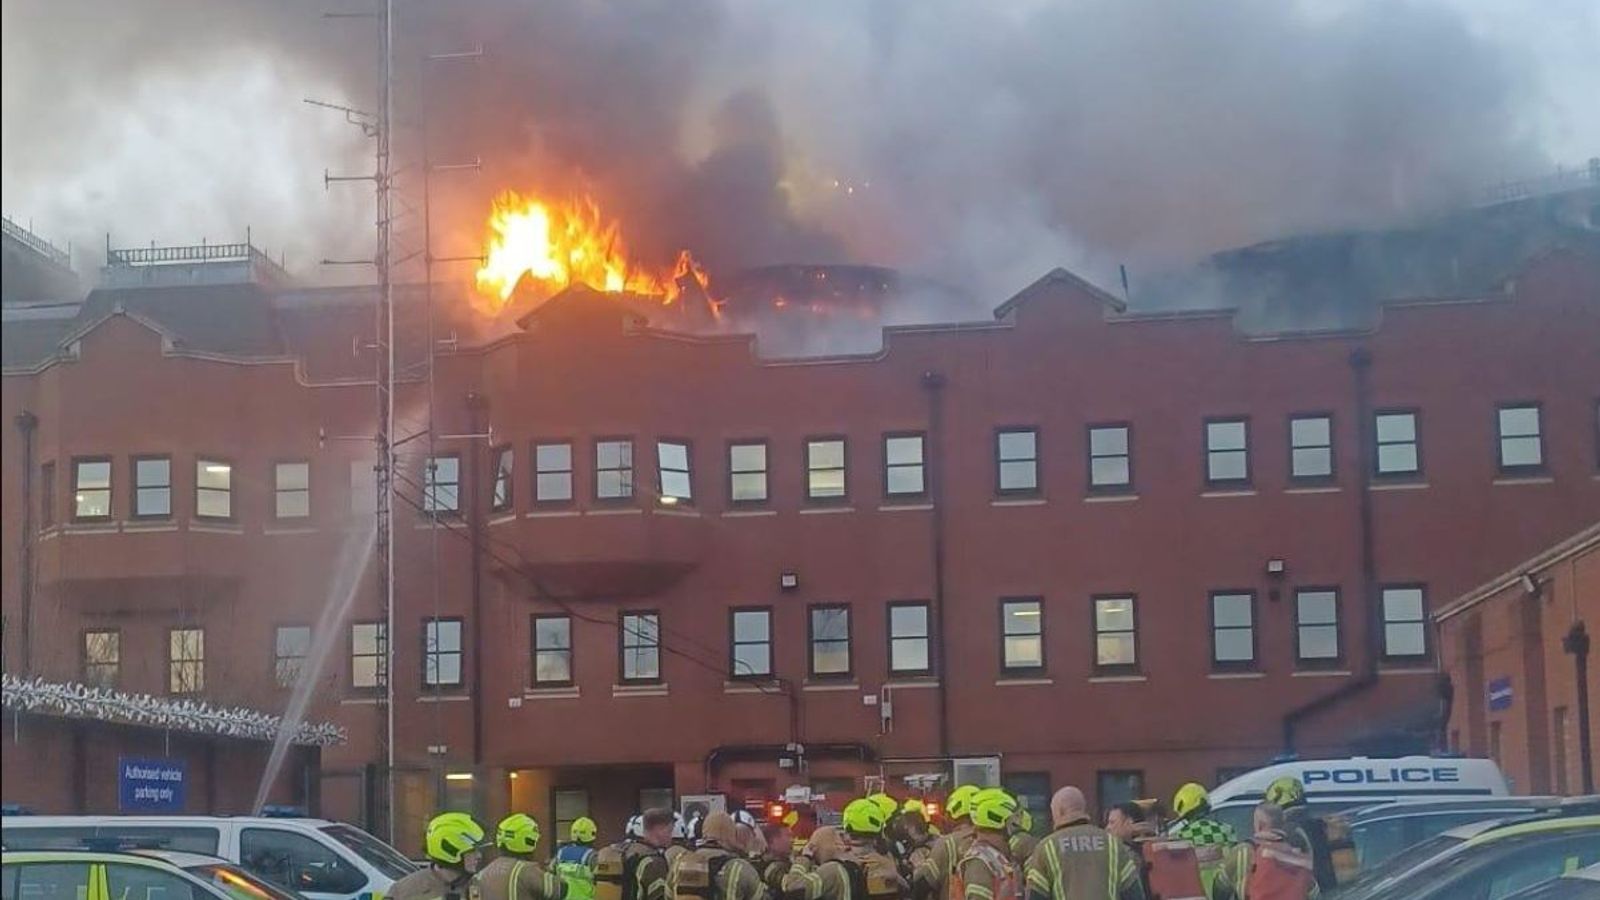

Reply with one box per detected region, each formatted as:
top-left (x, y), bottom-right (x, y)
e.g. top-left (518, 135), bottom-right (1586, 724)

top-left (118, 757), bottom-right (187, 812)
top-left (1487, 677), bottom-right (1514, 712)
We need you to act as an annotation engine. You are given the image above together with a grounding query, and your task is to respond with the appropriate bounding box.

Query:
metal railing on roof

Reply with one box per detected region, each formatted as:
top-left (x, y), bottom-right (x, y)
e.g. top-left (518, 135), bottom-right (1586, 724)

top-left (105, 240), bottom-right (278, 269)
top-left (1477, 158), bottom-right (1600, 207)
top-left (1, 216), bottom-right (72, 268)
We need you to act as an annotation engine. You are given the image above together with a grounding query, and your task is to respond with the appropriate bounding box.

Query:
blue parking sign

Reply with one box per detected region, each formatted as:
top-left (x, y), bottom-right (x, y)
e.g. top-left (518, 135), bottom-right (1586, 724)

top-left (119, 757), bottom-right (187, 812)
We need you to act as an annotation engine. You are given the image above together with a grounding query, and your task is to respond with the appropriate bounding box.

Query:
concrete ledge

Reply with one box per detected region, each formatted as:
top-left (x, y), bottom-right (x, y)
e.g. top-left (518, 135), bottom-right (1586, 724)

top-left (885, 679), bottom-right (941, 689)
top-left (189, 522), bottom-right (244, 534)
top-left (1370, 481), bottom-right (1428, 491)
top-left (1291, 670), bottom-right (1352, 678)
top-left (264, 526), bottom-right (317, 535)
top-left (798, 506), bottom-right (855, 515)
top-left (525, 509), bottom-right (580, 518)
top-left (1207, 671), bottom-right (1266, 680)
top-left (878, 503), bottom-right (934, 512)
top-left (587, 507), bottom-right (644, 517)
top-left (123, 521), bottom-right (181, 533)
top-left (612, 683), bottom-right (669, 697)
top-left (1084, 493), bottom-right (1138, 504)
top-left (1492, 475), bottom-right (1554, 486)
top-left (522, 687), bottom-right (580, 700)
top-left (1285, 486), bottom-right (1341, 495)
top-left (1200, 489), bottom-right (1256, 498)
top-left (802, 681), bottom-right (859, 692)
top-left (991, 498), bottom-right (1046, 507)
top-left (722, 509), bottom-right (778, 518)
top-left (994, 677), bottom-right (1053, 686)
top-left (1088, 674), bottom-right (1148, 684)
top-left (417, 693), bottom-right (471, 703)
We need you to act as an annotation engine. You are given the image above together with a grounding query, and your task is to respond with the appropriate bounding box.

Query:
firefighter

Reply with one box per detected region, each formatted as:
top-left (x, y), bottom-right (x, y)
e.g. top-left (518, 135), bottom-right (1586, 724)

top-left (479, 814), bottom-right (566, 900)
top-left (889, 799), bottom-right (936, 880)
top-left (597, 808), bottom-right (672, 900)
top-left (1006, 809), bottom-right (1038, 867)
top-left (555, 817), bottom-right (601, 900)
top-left (389, 812), bottom-right (487, 900)
top-left (1216, 804), bottom-right (1319, 900)
top-left (956, 791), bottom-right (1020, 900)
top-left (1262, 778), bottom-right (1332, 891)
top-left (1170, 784), bottom-right (1236, 899)
top-left (666, 811), bottom-right (765, 900)
top-left (782, 804), bottom-right (907, 900)
top-left (912, 784), bottom-right (979, 899)
top-left (1022, 787), bottom-right (1144, 900)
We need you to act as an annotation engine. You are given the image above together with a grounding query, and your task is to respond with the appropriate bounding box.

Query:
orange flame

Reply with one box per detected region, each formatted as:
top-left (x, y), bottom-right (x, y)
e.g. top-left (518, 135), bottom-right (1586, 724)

top-left (473, 190), bottom-right (714, 315)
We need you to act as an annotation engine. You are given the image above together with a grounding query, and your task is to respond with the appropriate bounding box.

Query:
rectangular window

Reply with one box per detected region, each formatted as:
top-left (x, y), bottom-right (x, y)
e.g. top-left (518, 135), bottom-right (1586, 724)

top-left (1210, 591), bottom-right (1256, 668)
top-left (596, 439), bottom-right (634, 500)
top-left (1374, 411), bottom-right (1421, 477)
top-left (1496, 404), bottom-right (1543, 472)
top-left (274, 462), bottom-right (310, 519)
top-left (274, 625), bottom-right (311, 688)
top-left (1001, 598), bottom-right (1044, 674)
top-left (424, 618), bottom-right (464, 687)
top-left (535, 442), bottom-right (574, 504)
top-left (532, 615), bottom-right (573, 685)
top-left (888, 601), bottom-right (932, 675)
top-left (620, 611), bottom-right (660, 682)
top-left (73, 458), bottom-right (112, 520)
top-left (351, 622), bottom-right (387, 689)
top-left (169, 627), bottom-right (205, 694)
top-left (133, 456), bottom-right (172, 518)
top-left (730, 607), bottom-right (773, 678)
top-left (196, 459), bottom-right (232, 519)
top-left (1290, 414), bottom-right (1334, 481)
top-left (996, 428), bottom-right (1039, 494)
top-left (423, 455), bottom-right (460, 513)
top-left (1003, 773), bottom-right (1051, 837)
top-left (639, 788), bottom-right (675, 817)
top-left (41, 461), bottom-right (56, 528)
top-left (729, 441), bottom-right (769, 503)
top-left (1097, 770), bottom-right (1145, 820)
top-left (806, 438), bottom-right (847, 500)
top-left (83, 630), bottom-right (120, 688)
top-left (657, 440), bottom-right (692, 503)
top-left (1295, 589), bottom-right (1341, 663)
top-left (884, 433), bottom-right (926, 497)
top-left (1093, 596), bottom-right (1138, 672)
top-left (1088, 424), bottom-right (1133, 492)
top-left (491, 446), bottom-right (514, 513)
top-left (1205, 419), bottom-right (1250, 486)
top-left (1381, 585), bottom-right (1428, 659)
top-left (553, 789), bottom-right (590, 844)
top-left (809, 605), bottom-right (851, 677)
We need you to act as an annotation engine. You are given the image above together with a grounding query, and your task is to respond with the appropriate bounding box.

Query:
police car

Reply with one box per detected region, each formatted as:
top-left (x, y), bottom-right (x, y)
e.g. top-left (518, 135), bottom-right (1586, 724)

top-left (1206, 756), bottom-right (1509, 834)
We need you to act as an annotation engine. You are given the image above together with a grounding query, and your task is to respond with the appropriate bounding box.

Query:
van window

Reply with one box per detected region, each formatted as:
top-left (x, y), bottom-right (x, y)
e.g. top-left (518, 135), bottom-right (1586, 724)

top-left (104, 863), bottom-right (201, 900)
top-left (240, 828), bottom-right (368, 896)
top-left (100, 828), bottom-right (220, 855)
top-left (318, 825), bottom-right (415, 880)
top-left (2, 861), bottom-right (94, 900)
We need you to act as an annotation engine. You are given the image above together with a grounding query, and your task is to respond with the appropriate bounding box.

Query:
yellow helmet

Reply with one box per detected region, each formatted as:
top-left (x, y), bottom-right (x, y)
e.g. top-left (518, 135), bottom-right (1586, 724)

top-left (496, 813), bottom-right (541, 854)
top-left (946, 785), bottom-right (981, 821)
top-left (1172, 783), bottom-right (1211, 820)
top-left (1264, 777), bottom-right (1305, 809)
top-left (842, 798), bottom-right (888, 835)
top-left (425, 812), bottom-right (485, 866)
top-left (1016, 808), bottom-right (1034, 833)
top-left (901, 798), bottom-right (929, 821)
top-left (970, 790), bottom-right (1018, 831)
top-left (569, 816), bottom-right (598, 843)
top-left (868, 793), bottom-right (898, 819)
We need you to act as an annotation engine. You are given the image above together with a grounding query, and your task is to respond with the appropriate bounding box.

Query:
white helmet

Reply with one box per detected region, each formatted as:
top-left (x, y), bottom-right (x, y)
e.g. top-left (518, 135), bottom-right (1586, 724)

top-left (671, 812), bottom-right (689, 841)
top-left (732, 809), bottom-right (759, 829)
top-left (625, 815), bottom-right (644, 839)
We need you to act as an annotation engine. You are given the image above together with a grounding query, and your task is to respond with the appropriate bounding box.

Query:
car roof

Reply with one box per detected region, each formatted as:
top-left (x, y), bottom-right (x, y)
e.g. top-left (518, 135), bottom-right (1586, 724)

top-left (2, 816), bottom-right (335, 827)
top-left (127, 849), bottom-right (231, 867)
top-left (1462, 814), bottom-right (1600, 847)
top-left (3, 849), bottom-right (188, 865)
top-left (1342, 796), bottom-right (1560, 823)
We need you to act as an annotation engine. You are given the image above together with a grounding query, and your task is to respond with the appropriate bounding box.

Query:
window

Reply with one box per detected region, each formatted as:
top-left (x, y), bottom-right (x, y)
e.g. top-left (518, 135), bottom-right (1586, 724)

top-left (73, 458), bottom-right (112, 519)
top-left (351, 622), bottom-right (386, 689)
top-left (996, 428), bottom-right (1039, 494)
top-left (40, 461), bottom-right (56, 528)
top-left (1210, 591), bottom-right (1256, 668)
top-left (275, 461), bottom-right (310, 519)
top-left (1295, 589), bottom-right (1340, 663)
top-left (5, 862), bottom-right (96, 900)
top-left (639, 788), bottom-right (675, 818)
top-left (134, 456), bottom-right (171, 517)
top-left (1289, 415), bottom-right (1334, 481)
top-left (657, 440), bottom-right (692, 503)
top-left (239, 827), bottom-right (368, 896)
top-left (809, 605), bottom-right (851, 677)
top-left (553, 789), bottom-right (590, 845)
top-left (350, 459), bottom-right (376, 516)
top-left (1496, 404), bottom-right (1543, 472)
top-left (806, 438), bottom-right (846, 500)
top-left (423, 455), bottom-right (460, 513)
top-left (1205, 419), bottom-right (1249, 486)
top-left (1088, 424), bottom-right (1132, 491)
top-left (1374, 411), bottom-right (1420, 477)
top-left (1097, 771), bottom-right (1145, 820)
top-left (491, 446), bottom-right (513, 512)
top-left (888, 601), bottom-right (932, 675)
top-left (103, 863), bottom-right (202, 900)
top-left (730, 608), bottom-right (772, 678)
top-left (83, 630), bottom-right (120, 687)
top-left (1093, 596), bottom-right (1138, 672)
top-left (532, 615), bottom-right (573, 685)
top-left (424, 618), bottom-right (464, 687)
top-left (620, 611), bottom-right (660, 682)
top-left (1003, 773), bottom-right (1051, 836)
top-left (1001, 598), bottom-right (1044, 674)
top-left (1381, 585), bottom-right (1428, 659)
top-left (196, 459), bottom-right (232, 518)
top-left (884, 433), bottom-right (926, 497)
top-left (274, 626), bottom-right (311, 688)
top-left (729, 441), bottom-right (769, 503)
top-left (169, 627), bottom-right (205, 693)
top-left (596, 439), bottom-right (634, 500)
top-left (535, 441), bottom-right (574, 504)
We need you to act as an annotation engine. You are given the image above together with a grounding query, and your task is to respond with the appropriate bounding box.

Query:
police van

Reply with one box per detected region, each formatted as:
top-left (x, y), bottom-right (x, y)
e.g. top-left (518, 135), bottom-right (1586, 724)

top-left (1206, 756), bottom-right (1510, 834)
top-left (0, 814), bottom-right (415, 900)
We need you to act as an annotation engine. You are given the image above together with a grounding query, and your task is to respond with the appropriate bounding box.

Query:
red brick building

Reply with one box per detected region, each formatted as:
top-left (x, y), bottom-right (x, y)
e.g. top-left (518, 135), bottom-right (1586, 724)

top-left (3, 216), bottom-right (1599, 851)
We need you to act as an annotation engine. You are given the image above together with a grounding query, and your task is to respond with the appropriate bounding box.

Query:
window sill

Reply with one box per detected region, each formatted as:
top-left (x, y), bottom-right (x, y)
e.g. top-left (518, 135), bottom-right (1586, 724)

top-left (417, 692), bottom-right (471, 703)
top-left (1084, 493), bottom-right (1138, 504)
top-left (1492, 475), bottom-right (1554, 486)
top-left (801, 681), bottom-right (859, 692)
top-left (1207, 671), bottom-right (1265, 680)
top-left (1291, 669), bottom-right (1352, 678)
top-left (525, 509), bottom-right (581, 519)
top-left (1369, 481), bottom-right (1427, 491)
top-left (341, 695), bottom-right (387, 705)
top-left (722, 508), bottom-right (778, 518)
top-left (613, 683), bottom-right (670, 697)
top-left (1088, 674), bottom-right (1147, 684)
top-left (487, 513), bottom-right (518, 526)
top-left (62, 521), bottom-right (120, 535)
top-left (652, 506), bottom-right (703, 518)
top-left (1379, 666), bottom-right (1436, 676)
top-left (799, 506), bottom-right (855, 515)
top-left (189, 521), bottom-right (244, 535)
top-left (123, 520), bottom-right (180, 533)
top-left (991, 497), bottom-right (1046, 507)
top-left (724, 680), bottom-right (781, 694)
top-left (1200, 488), bottom-right (1256, 498)
top-left (885, 677), bottom-right (940, 689)
top-left (522, 686), bottom-right (580, 700)
top-left (1285, 485), bottom-right (1341, 495)
top-left (587, 507), bottom-right (644, 517)
top-left (994, 676), bottom-right (1053, 686)
top-left (264, 525), bottom-right (318, 535)
top-left (878, 502), bottom-right (934, 512)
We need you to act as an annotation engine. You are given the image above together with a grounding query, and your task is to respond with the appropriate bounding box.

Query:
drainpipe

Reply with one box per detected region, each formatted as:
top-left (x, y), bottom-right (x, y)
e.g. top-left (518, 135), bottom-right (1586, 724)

top-left (921, 371), bottom-right (951, 757)
top-left (465, 393), bottom-right (488, 770)
top-left (1564, 621), bottom-right (1594, 793)
top-left (13, 411), bottom-right (38, 675)
top-left (1283, 348), bottom-right (1379, 752)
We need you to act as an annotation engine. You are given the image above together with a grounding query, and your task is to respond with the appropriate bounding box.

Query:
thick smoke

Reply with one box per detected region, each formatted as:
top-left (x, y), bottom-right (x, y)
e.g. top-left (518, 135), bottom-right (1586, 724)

top-left (3, 0), bottom-right (1596, 304)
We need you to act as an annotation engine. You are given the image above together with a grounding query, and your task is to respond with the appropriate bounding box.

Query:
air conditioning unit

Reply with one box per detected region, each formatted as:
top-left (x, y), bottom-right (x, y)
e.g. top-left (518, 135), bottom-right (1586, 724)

top-left (952, 756), bottom-right (1001, 788)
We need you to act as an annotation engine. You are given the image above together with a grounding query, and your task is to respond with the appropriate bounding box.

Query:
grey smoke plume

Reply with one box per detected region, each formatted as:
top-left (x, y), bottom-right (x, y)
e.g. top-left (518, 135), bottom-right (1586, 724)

top-left (3, 0), bottom-right (1596, 302)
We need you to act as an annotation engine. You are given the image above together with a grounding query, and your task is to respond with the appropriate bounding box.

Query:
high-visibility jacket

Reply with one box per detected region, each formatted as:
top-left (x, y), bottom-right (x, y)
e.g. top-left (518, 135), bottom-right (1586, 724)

top-left (1281, 808), bottom-right (1334, 891)
top-left (1022, 821), bottom-right (1145, 900)
top-left (957, 833), bottom-right (1020, 900)
top-left (1172, 819), bottom-right (1234, 898)
top-left (555, 844), bottom-right (599, 900)
top-left (782, 848), bottom-right (906, 900)
top-left (477, 857), bottom-right (566, 900)
top-left (1007, 834), bottom-right (1039, 868)
top-left (913, 825), bottom-right (974, 899)
top-left (1219, 839), bottom-right (1319, 900)
top-left (391, 866), bottom-right (481, 900)
top-left (665, 845), bottom-right (765, 900)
